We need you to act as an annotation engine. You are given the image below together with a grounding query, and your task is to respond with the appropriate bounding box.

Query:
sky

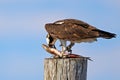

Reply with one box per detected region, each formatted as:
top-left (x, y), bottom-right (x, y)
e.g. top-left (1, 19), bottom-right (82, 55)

top-left (0, 0), bottom-right (120, 80)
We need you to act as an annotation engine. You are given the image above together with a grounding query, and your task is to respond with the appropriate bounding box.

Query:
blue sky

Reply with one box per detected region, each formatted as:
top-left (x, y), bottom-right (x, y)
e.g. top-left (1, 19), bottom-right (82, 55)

top-left (0, 0), bottom-right (120, 80)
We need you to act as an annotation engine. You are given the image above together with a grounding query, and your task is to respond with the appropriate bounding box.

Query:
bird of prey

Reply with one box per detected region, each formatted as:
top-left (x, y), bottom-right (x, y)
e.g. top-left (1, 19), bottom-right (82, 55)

top-left (45, 19), bottom-right (116, 57)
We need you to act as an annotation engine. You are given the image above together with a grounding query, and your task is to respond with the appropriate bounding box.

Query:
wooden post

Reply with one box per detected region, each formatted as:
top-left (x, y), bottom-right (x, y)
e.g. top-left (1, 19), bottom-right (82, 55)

top-left (44, 58), bottom-right (88, 80)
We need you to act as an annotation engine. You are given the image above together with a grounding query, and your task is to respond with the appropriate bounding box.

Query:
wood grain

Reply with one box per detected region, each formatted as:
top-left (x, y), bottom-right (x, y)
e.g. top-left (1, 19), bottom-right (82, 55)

top-left (44, 58), bottom-right (87, 80)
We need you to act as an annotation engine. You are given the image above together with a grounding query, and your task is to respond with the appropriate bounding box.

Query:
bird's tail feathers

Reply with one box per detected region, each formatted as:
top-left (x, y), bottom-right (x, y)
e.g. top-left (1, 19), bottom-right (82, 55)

top-left (94, 29), bottom-right (116, 39)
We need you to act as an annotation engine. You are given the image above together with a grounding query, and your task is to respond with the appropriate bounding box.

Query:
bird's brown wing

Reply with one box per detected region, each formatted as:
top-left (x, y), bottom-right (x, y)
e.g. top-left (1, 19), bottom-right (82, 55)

top-left (45, 22), bottom-right (99, 41)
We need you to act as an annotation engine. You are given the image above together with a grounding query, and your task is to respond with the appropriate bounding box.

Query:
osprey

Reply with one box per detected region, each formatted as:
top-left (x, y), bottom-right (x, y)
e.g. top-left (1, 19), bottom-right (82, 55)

top-left (45, 19), bottom-right (116, 57)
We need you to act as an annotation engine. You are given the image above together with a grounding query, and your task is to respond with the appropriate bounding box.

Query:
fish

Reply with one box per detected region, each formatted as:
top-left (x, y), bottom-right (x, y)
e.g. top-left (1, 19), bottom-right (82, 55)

top-left (42, 44), bottom-right (92, 60)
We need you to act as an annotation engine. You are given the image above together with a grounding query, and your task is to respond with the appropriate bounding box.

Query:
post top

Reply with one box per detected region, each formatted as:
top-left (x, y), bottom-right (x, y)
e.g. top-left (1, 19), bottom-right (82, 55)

top-left (44, 57), bottom-right (90, 61)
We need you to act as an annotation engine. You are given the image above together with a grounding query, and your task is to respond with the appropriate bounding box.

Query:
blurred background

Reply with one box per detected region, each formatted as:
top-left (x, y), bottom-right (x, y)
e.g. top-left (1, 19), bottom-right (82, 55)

top-left (0, 0), bottom-right (119, 80)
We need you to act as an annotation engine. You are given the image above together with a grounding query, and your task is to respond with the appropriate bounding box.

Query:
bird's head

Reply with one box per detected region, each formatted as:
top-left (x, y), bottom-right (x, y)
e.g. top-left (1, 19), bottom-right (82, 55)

top-left (46, 34), bottom-right (56, 48)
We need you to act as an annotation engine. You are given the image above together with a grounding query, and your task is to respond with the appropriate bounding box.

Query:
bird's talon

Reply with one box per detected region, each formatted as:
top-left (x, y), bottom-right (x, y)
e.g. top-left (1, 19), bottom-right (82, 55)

top-left (68, 50), bottom-right (72, 54)
top-left (66, 47), bottom-right (72, 54)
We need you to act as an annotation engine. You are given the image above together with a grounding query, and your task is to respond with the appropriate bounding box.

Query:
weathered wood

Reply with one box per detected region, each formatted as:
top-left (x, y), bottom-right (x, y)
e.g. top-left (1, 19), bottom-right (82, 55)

top-left (44, 58), bottom-right (87, 80)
